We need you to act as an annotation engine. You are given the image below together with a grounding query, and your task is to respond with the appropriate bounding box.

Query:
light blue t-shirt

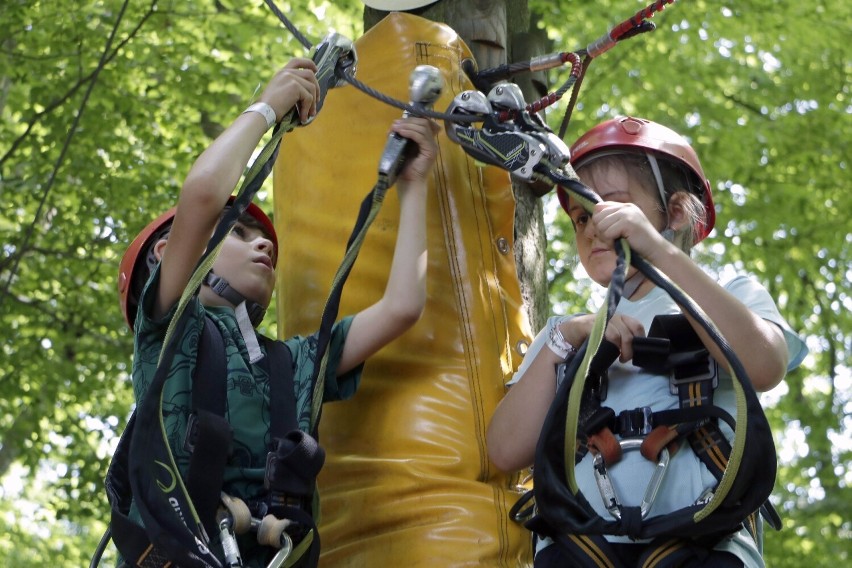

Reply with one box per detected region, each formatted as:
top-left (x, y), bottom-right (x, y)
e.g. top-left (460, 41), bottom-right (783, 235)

top-left (511, 275), bottom-right (807, 565)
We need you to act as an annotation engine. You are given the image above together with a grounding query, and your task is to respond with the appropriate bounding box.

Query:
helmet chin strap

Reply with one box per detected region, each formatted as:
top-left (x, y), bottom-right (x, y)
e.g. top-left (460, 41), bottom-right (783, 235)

top-left (624, 155), bottom-right (675, 300)
top-left (203, 272), bottom-right (267, 324)
top-left (203, 272), bottom-right (266, 363)
top-left (647, 152), bottom-right (681, 246)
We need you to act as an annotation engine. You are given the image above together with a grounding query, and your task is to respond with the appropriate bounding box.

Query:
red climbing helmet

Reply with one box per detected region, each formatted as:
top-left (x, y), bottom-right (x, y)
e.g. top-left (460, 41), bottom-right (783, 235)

top-left (117, 198), bottom-right (278, 329)
top-left (557, 116), bottom-right (715, 241)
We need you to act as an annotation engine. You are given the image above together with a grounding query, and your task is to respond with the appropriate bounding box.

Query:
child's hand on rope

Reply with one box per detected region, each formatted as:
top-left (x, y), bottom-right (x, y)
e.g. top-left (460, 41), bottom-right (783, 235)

top-left (592, 201), bottom-right (670, 259)
top-left (564, 313), bottom-right (646, 363)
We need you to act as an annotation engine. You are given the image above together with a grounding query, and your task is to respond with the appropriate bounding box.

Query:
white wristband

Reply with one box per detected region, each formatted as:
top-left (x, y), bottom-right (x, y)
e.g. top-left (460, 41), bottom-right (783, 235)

top-left (242, 102), bottom-right (277, 130)
top-left (546, 319), bottom-right (575, 359)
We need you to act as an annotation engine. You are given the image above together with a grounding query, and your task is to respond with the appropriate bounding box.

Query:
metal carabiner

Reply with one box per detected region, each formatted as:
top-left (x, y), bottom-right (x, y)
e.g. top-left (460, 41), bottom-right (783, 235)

top-left (266, 533), bottom-right (294, 568)
top-left (593, 438), bottom-right (670, 520)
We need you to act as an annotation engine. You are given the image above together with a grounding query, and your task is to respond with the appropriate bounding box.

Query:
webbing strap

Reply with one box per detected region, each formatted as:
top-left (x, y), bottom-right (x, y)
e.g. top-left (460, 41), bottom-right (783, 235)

top-left (563, 240), bottom-right (631, 494)
top-left (552, 534), bottom-right (726, 568)
top-left (185, 316), bottom-right (232, 536)
top-left (553, 533), bottom-right (620, 568)
top-left (638, 537), bottom-right (699, 568)
top-left (309, 180), bottom-right (390, 432)
top-left (261, 337), bottom-right (298, 439)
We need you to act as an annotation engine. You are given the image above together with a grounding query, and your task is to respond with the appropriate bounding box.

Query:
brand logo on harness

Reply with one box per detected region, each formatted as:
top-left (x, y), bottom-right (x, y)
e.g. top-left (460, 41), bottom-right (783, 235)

top-left (169, 496), bottom-right (187, 525)
top-left (155, 460), bottom-right (177, 493)
top-left (195, 536), bottom-right (210, 555)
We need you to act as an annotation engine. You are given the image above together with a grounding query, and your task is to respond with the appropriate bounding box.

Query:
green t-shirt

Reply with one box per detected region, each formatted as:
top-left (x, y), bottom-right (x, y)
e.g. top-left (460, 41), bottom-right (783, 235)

top-left (126, 267), bottom-right (362, 565)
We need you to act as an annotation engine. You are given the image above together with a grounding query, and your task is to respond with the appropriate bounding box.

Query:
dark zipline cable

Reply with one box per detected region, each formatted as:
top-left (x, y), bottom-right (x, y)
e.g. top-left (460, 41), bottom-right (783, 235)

top-left (263, 0), bottom-right (313, 50)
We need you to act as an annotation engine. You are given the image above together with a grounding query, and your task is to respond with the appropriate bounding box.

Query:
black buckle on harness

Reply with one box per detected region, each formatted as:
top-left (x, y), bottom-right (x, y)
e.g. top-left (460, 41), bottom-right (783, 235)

top-left (583, 407), bottom-right (616, 437)
top-left (616, 407), bottom-right (653, 438)
top-left (668, 350), bottom-right (719, 395)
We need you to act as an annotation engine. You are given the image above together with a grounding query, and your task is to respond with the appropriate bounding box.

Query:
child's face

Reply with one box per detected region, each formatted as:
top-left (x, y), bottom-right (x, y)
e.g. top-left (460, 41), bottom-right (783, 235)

top-left (208, 220), bottom-right (276, 307)
top-left (569, 157), bottom-right (665, 287)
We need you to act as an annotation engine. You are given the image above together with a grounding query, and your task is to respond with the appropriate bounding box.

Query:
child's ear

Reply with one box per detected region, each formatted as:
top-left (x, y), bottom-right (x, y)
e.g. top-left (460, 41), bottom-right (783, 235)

top-left (153, 239), bottom-right (168, 262)
top-left (666, 193), bottom-right (689, 233)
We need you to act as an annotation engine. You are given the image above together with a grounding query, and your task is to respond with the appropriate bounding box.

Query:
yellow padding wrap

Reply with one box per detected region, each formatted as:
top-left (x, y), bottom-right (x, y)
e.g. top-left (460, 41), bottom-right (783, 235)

top-left (274, 12), bottom-right (534, 567)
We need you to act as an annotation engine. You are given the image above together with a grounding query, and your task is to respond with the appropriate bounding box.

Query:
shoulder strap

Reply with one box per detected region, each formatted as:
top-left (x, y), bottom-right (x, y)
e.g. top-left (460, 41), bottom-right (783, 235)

top-left (259, 336), bottom-right (298, 438)
top-left (184, 315), bottom-right (233, 536)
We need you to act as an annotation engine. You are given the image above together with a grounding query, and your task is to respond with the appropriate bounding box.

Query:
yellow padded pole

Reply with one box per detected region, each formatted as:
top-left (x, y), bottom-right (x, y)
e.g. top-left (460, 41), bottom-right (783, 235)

top-left (274, 12), bottom-right (533, 567)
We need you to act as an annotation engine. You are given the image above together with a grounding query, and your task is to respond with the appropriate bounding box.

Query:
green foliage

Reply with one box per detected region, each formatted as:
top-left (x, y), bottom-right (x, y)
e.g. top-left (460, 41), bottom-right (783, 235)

top-left (0, 0), bottom-right (848, 566)
top-left (0, 0), bottom-right (361, 565)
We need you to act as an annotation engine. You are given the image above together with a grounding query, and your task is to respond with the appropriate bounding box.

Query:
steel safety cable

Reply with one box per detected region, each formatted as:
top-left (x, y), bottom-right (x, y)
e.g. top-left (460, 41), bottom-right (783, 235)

top-left (263, 0), bottom-right (313, 50)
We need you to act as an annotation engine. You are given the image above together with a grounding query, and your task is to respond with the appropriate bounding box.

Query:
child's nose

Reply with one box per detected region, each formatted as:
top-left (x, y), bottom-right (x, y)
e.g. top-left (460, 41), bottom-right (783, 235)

top-left (256, 236), bottom-right (274, 255)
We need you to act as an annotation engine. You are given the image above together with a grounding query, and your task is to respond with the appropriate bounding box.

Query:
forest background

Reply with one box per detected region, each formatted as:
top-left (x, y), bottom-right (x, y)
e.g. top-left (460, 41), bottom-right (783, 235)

top-left (0, 0), bottom-right (848, 566)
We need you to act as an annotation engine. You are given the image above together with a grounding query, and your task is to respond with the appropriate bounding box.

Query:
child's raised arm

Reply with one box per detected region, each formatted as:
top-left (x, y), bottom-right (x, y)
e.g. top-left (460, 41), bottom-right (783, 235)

top-left (152, 59), bottom-right (320, 321)
top-left (337, 117), bottom-right (440, 374)
top-left (593, 199), bottom-right (789, 391)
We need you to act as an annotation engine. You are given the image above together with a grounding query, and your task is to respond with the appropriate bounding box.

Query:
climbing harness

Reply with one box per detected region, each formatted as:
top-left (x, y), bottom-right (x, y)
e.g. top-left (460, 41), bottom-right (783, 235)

top-left (94, 23), bottom-right (357, 568)
top-left (437, 8), bottom-right (780, 564)
top-left (101, 315), bottom-right (321, 568)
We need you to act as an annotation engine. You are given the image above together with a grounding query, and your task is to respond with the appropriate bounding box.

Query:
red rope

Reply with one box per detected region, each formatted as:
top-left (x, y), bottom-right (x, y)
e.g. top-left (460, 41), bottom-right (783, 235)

top-left (610, 0), bottom-right (676, 41)
top-left (497, 52), bottom-right (584, 121)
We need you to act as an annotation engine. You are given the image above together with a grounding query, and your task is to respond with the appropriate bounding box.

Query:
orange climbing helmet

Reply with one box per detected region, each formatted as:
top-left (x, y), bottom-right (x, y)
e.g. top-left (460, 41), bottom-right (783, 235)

top-left (117, 198), bottom-right (277, 329)
top-left (557, 116), bottom-right (715, 241)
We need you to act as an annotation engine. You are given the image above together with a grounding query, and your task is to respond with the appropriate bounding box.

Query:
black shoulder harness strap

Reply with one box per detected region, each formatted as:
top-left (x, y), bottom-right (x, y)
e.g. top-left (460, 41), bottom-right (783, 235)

top-left (184, 315), bottom-right (232, 537)
top-left (105, 315), bottom-right (301, 567)
top-left (185, 318), bottom-right (301, 531)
